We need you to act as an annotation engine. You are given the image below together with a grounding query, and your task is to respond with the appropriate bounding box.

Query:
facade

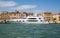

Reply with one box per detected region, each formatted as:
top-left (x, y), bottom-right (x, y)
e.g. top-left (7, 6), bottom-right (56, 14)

top-left (43, 12), bottom-right (53, 23)
top-left (53, 13), bottom-right (60, 23)
top-left (20, 12), bottom-right (28, 18)
top-left (0, 13), bottom-right (2, 22)
top-left (9, 11), bottom-right (21, 19)
top-left (0, 11), bottom-right (10, 23)
top-left (37, 13), bottom-right (42, 17)
top-left (0, 13), bottom-right (1, 19)
top-left (0, 11), bottom-right (10, 20)
top-left (27, 12), bottom-right (34, 16)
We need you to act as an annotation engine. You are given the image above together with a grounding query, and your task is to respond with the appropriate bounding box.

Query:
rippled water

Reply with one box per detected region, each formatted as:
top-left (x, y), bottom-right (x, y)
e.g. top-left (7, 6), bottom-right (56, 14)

top-left (0, 24), bottom-right (60, 38)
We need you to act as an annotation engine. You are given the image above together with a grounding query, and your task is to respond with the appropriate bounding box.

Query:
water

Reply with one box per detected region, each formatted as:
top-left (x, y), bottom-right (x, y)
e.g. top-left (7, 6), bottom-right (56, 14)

top-left (0, 24), bottom-right (60, 38)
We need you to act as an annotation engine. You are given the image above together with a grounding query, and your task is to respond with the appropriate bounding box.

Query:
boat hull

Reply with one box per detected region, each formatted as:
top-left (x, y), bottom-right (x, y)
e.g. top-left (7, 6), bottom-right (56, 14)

top-left (6, 20), bottom-right (49, 24)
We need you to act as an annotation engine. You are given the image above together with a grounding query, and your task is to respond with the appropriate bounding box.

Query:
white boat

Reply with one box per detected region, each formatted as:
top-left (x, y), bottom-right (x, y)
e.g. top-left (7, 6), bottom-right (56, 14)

top-left (6, 16), bottom-right (49, 24)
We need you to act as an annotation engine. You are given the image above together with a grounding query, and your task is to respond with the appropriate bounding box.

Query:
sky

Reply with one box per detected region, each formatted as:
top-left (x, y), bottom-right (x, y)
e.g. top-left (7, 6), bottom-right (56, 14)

top-left (0, 0), bottom-right (60, 13)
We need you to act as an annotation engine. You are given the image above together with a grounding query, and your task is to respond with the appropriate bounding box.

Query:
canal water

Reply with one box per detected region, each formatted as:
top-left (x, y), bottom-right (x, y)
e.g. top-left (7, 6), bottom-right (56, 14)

top-left (0, 23), bottom-right (60, 38)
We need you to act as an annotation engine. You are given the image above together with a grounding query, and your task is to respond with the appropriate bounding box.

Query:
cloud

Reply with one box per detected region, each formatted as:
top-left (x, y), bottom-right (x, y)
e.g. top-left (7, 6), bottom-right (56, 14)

top-left (11, 5), bottom-right (37, 10)
top-left (0, 1), bottom-right (16, 7)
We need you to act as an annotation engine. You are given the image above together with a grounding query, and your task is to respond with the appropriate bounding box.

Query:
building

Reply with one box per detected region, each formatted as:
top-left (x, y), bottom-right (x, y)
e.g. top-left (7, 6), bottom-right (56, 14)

top-left (53, 13), bottom-right (60, 23)
top-left (0, 13), bottom-right (3, 22)
top-left (0, 11), bottom-right (10, 20)
top-left (9, 10), bottom-right (21, 19)
top-left (0, 11), bottom-right (10, 23)
top-left (37, 13), bottom-right (42, 17)
top-left (0, 13), bottom-right (1, 19)
top-left (27, 12), bottom-right (34, 16)
top-left (43, 12), bottom-right (53, 23)
top-left (20, 12), bottom-right (28, 18)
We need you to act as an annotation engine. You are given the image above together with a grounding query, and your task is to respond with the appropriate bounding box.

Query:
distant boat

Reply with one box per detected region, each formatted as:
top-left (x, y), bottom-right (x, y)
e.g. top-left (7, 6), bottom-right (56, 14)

top-left (6, 16), bottom-right (49, 24)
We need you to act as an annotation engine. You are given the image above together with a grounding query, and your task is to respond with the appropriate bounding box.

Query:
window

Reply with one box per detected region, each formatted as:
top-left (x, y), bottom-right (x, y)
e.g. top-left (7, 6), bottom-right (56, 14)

top-left (17, 20), bottom-right (18, 22)
top-left (59, 17), bottom-right (60, 21)
top-left (53, 18), bottom-right (56, 20)
top-left (48, 19), bottom-right (50, 21)
top-left (19, 20), bottom-right (21, 22)
top-left (39, 18), bottom-right (41, 19)
top-left (41, 20), bottom-right (42, 22)
top-left (27, 20), bottom-right (38, 22)
top-left (28, 18), bottom-right (36, 19)
top-left (12, 17), bottom-right (16, 19)
top-left (46, 17), bottom-right (50, 19)
top-left (23, 20), bottom-right (24, 22)
top-left (14, 14), bottom-right (16, 16)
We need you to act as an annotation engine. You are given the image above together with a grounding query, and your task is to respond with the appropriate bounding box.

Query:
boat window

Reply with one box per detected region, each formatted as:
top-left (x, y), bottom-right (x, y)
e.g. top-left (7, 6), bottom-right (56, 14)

top-left (19, 20), bottom-right (21, 22)
top-left (28, 18), bottom-right (36, 19)
top-left (39, 18), bottom-right (41, 19)
top-left (17, 20), bottom-right (18, 22)
top-left (23, 20), bottom-right (24, 22)
top-left (41, 20), bottom-right (42, 22)
top-left (27, 20), bottom-right (38, 22)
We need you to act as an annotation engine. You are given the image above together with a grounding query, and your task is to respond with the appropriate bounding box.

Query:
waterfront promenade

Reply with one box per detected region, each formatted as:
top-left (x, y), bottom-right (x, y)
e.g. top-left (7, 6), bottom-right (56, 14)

top-left (0, 11), bottom-right (60, 24)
